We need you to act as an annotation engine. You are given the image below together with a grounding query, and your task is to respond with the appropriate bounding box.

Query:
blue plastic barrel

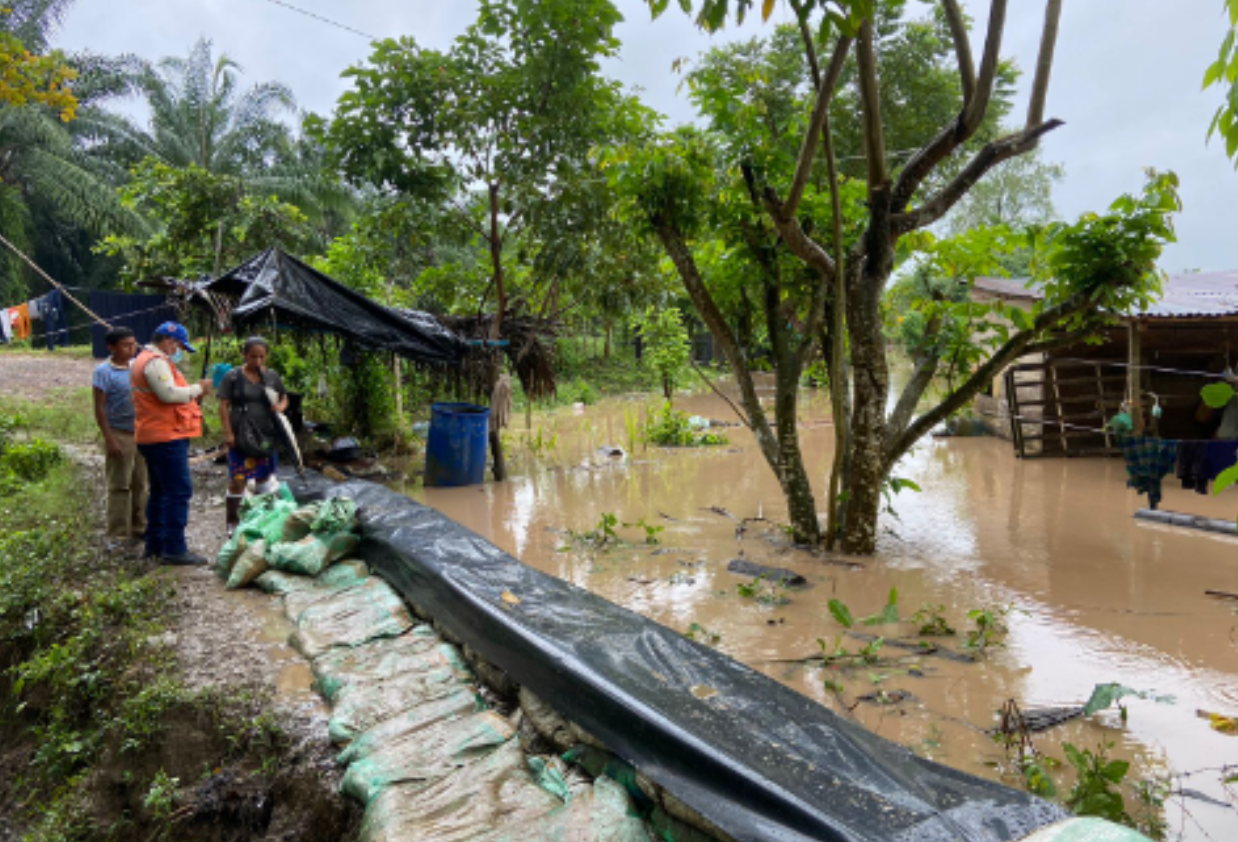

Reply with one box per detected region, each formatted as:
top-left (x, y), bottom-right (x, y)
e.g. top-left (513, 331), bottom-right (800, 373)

top-left (424, 402), bottom-right (491, 487)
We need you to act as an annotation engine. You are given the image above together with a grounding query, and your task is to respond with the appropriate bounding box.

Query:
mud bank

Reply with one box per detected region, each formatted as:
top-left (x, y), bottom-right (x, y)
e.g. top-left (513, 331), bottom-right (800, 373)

top-left (0, 452), bottom-right (360, 842)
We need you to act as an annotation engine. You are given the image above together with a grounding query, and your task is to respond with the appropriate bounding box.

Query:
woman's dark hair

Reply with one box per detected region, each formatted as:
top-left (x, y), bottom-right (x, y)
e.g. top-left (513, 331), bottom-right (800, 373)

top-left (242, 336), bottom-right (270, 354)
top-left (104, 326), bottom-right (135, 347)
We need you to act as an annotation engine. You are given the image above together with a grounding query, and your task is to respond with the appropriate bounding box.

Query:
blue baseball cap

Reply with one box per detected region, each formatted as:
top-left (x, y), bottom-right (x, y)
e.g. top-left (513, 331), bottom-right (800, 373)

top-left (152, 321), bottom-right (197, 353)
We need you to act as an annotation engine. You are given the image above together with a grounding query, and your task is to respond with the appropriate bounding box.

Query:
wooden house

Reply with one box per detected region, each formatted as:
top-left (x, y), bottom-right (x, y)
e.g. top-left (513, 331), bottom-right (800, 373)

top-left (971, 271), bottom-right (1238, 458)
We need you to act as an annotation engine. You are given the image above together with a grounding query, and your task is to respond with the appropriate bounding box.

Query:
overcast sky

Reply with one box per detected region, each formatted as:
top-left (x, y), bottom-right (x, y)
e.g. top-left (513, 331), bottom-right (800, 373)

top-left (56, 0), bottom-right (1238, 273)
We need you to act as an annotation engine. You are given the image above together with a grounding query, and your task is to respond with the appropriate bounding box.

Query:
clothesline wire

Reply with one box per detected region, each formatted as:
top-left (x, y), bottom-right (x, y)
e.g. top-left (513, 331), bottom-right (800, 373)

top-left (975, 407), bottom-right (1238, 449)
top-left (974, 406), bottom-right (1109, 436)
top-left (0, 231), bottom-right (112, 329)
top-left (19, 301), bottom-right (179, 346)
top-left (1033, 356), bottom-right (1237, 381)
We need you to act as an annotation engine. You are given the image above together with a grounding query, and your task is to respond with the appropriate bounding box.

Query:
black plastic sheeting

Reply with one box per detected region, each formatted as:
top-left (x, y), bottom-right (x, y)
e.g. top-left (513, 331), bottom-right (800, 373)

top-left (288, 474), bottom-right (1068, 842)
top-left (89, 291), bottom-right (177, 358)
top-left (199, 249), bottom-right (466, 367)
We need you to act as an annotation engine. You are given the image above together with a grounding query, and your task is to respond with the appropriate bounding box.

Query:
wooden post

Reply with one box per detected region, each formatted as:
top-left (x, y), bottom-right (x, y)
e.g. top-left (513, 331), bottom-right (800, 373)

top-left (1128, 321), bottom-right (1143, 434)
top-left (393, 355), bottom-right (404, 430)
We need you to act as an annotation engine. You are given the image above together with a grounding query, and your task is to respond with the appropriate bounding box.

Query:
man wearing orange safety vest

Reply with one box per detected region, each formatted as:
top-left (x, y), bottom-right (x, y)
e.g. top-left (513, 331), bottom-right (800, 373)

top-left (131, 322), bottom-right (213, 565)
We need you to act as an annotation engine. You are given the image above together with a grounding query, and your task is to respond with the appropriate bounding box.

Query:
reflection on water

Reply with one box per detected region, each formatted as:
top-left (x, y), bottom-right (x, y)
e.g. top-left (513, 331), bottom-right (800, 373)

top-left (408, 385), bottom-right (1238, 840)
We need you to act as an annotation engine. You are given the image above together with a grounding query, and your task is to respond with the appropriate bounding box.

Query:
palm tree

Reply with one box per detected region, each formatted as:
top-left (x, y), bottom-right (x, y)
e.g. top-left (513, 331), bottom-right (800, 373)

top-left (0, 0), bottom-right (144, 301)
top-left (93, 39), bottom-right (353, 227)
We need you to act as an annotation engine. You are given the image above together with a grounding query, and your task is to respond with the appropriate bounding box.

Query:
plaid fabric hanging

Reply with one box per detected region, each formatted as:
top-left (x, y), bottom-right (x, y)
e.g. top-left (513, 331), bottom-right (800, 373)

top-left (1117, 435), bottom-right (1180, 510)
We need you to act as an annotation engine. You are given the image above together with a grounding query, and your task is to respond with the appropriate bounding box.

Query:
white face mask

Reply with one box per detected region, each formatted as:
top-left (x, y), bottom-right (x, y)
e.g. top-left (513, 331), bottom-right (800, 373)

top-left (171, 349), bottom-right (185, 364)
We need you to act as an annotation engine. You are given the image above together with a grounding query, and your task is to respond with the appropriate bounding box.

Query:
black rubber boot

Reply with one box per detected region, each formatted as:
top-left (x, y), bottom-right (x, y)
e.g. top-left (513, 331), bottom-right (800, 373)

top-left (226, 494), bottom-right (243, 537)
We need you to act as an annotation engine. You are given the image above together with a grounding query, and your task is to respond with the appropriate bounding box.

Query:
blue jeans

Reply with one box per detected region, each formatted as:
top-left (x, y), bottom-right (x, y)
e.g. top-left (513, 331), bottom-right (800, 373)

top-left (137, 439), bottom-right (193, 557)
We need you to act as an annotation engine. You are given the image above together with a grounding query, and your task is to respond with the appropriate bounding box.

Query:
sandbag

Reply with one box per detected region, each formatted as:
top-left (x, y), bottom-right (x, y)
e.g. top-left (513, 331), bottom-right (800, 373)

top-left (290, 577), bottom-right (414, 659)
top-left (312, 496), bottom-right (358, 533)
top-left (337, 689), bottom-right (483, 766)
top-left (226, 538), bottom-right (268, 590)
top-left (475, 775), bottom-right (653, 842)
top-left (283, 564), bottom-right (376, 623)
top-left (267, 531), bottom-right (360, 577)
top-left (356, 740), bottom-right (560, 842)
top-left (215, 532), bottom-right (249, 579)
top-left (313, 628), bottom-right (466, 701)
top-left (238, 495), bottom-right (298, 544)
top-left (330, 681), bottom-right (476, 746)
top-left (282, 502), bottom-right (322, 542)
top-left (340, 710), bottom-right (517, 804)
top-left (255, 559), bottom-right (370, 597)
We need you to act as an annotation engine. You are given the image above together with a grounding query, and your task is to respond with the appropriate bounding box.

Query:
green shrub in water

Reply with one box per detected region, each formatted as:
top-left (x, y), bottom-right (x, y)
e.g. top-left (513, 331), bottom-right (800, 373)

top-left (642, 402), bottom-right (728, 447)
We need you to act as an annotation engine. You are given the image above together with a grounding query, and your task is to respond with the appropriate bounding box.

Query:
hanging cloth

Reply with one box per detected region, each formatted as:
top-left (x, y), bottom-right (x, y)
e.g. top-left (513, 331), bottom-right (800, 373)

top-left (6, 304), bottom-right (30, 340)
top-left (42, 288), bottom-right (67, 349)
top-left (1176, 440), bottom-right (1238, 495)
top-left (1118, 435), bottom-right (1180, 510)
top-left (0, 308), bottom-right (11, 343)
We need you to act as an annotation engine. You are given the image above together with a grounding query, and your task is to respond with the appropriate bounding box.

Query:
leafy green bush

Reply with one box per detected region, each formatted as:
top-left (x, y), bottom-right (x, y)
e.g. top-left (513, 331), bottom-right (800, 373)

top-left (1, 439), bottom-right (62, 483)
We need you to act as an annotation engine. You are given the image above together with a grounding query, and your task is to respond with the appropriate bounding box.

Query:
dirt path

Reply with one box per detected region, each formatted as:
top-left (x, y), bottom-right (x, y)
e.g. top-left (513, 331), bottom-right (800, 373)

top-left (0, 352), bottom-right (99, 400)
top-left (55, 433), bottom-right (353, 837)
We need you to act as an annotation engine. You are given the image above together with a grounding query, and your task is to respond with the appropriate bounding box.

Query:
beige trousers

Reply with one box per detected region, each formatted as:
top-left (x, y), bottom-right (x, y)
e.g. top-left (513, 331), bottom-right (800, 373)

top-left (104, 429), bottom-right (148, 539)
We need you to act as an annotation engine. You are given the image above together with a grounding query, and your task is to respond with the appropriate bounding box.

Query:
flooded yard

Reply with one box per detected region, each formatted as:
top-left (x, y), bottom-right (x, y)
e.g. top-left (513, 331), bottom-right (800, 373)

top-left (408, 383), bottom-right (1238, 841)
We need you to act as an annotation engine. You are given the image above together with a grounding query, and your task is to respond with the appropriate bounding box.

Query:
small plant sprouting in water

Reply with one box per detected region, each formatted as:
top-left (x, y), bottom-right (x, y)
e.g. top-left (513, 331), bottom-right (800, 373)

top-left (963, 603), bottom-right (1014, 652)
top-left (685, 622), bottom-right (721, 645)
top-left (817, 634), bottom-right (885, 666)
top-left (1062, 742), bottom-right (1135, 827)
top-left (522, 424), bottom-right (558, 457)
top-left (583, 512), bottom-right (621, 547)
top-left (910, 603), bottom-right (956, 637)
top-left (622, 517), bottom-right (664, 545)
top-left (736, 575), bottom-right (790, 606)
top-left (623, 405), bottom-right (643, 454)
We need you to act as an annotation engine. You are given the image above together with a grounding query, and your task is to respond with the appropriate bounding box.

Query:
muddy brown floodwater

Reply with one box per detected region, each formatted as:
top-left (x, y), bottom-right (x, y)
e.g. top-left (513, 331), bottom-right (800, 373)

top-left (406, 380), bottom-right (1238, 842)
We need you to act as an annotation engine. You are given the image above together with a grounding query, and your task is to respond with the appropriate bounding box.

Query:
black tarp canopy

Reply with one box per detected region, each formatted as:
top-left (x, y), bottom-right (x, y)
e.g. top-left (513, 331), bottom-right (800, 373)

top-left (197, 249), bottom-right (466, 368)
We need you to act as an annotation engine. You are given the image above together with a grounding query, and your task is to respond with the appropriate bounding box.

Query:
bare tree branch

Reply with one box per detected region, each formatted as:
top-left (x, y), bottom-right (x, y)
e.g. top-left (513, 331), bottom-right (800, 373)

top-left (652, 220), bottom-right (783, 476)
top-left (791, 0), bottom-right (822, 88)
top-left (959, 0), bottom-right (1008, 135)
top-left (1026, 0), bottom-right (1063, 128)
top-left (890, 0), bottom-right (1016, 213)
top-left (941, 0), bottom-right (976, 104)
top-left (782, 36), bottom-right (853, 218)
top-left (761, 189), bottom-right (837, 278)
top-left (885, 292), bottom-right (1097, 464)
top-left (691, 360), bottom-right (752, 429)
top-left (890, 120), bottom-right (1064, 234)
top-left (855, 21), bottom-right (887, 187)
top-left (888, 347), bottom-right (941, 435)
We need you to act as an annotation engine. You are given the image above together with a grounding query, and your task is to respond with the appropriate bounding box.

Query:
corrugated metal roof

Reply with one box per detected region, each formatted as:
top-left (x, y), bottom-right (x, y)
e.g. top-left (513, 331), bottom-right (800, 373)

top-left (1135, 270), bottom-right (1238, 319)
top-left (973, 276), bottom-right (1041, 299)
top-left (972, 271), bottom-right (1238, 319)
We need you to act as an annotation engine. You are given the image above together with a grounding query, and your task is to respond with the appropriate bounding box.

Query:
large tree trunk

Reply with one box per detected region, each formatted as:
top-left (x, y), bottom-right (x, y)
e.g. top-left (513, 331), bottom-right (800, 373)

top-left (774, 351), bottom-right (821, 544)
top-left (840, 188), bottom-right (894, 555)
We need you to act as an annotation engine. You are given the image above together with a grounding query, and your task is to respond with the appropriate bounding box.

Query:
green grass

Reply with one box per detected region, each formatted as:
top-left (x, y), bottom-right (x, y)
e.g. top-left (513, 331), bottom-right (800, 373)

top-left (0, 388), bottom-right (100, 446)
top-left (0, 343), bottom-right (97, 361)
top-left (0, 426), bottom-right (289, 840)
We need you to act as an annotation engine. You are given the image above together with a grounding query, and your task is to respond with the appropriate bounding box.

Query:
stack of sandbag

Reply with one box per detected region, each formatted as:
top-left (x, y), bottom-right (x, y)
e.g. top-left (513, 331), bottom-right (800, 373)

top-left (215, 491), bottom-right (360, 590)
